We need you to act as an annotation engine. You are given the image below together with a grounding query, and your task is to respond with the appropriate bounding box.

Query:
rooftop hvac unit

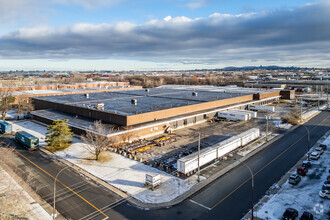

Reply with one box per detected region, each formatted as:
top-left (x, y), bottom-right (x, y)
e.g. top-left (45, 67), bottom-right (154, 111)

top-left (95, 103), bottom-right (105, 110)
top-left (131, 99), bottom-right (137, 105)
top-left (145, 89), bottom-right (149, 92)
top-left (82, 104), bottom-right (85, 107)
top-left (85, 93), bottom-right (89, 98)
top-left (192, 92), bottom-right (198, 96)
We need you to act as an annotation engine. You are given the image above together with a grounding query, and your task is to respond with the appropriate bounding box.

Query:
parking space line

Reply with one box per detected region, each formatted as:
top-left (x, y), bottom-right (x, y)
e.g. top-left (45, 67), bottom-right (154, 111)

top-left (189, 199), bottom-right (212, 210)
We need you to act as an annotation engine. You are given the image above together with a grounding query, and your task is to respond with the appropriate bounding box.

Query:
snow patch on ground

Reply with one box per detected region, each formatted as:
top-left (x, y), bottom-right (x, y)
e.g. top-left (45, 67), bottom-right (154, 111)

top-left (0, 166), bottom-right (51, 220)
top-left (1, 109), bottom-right (26, 120)
top-left (254, 133), bottom-right (330, 220)
top-left (11, 120), bottom-right (198, 203)
top-left (238, 133), bottom-right (278, 157)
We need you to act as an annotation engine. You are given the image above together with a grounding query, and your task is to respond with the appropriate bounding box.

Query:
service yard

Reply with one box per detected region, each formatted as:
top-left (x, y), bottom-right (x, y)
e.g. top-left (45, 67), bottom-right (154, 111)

top-left (252, 131), bottom-right (330, 220)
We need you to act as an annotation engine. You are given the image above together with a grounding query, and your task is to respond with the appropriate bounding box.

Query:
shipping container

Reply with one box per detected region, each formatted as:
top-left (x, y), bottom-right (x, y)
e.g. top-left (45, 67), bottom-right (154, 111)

top-left (177, 128), bottom-right (260, 175)
top-left (15, 131), bottom-right (39, 150)
top-left (0, 120), bottom-right (12, 133)
top-left (217, 111), bottom-right (250, 121)
top-left (248, 105), bottom-right (275, 112)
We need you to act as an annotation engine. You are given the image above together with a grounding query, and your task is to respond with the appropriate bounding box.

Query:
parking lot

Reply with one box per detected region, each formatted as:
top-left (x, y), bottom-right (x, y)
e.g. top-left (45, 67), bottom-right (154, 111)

top-left (253, 131), bottom-right (330, 220)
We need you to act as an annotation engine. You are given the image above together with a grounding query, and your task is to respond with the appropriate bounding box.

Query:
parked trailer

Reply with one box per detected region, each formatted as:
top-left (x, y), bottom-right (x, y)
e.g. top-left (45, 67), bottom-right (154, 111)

top-left (177, 128), bottom-right (260, 175)
top-left (177, 147), bottom-right (218, 176)
top-left (227, 110), bottom-right (252, 120)
top-left (248, 105), bottom-right (275, 112)
top-left (0, 120), bottom-right (12, 133)
top-left (231, 109), bottom-right (258, 118)
top-left (15, 131), bottom-right (39, 150)
top-left (217, 111), bottom-right (250, 121)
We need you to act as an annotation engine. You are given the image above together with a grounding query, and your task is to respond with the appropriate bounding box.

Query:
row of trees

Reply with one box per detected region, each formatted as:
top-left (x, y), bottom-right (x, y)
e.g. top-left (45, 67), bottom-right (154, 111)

top-left (0, 91), bottom-right (34, 121)
top-left (107, 75), bottom-right (244, 88)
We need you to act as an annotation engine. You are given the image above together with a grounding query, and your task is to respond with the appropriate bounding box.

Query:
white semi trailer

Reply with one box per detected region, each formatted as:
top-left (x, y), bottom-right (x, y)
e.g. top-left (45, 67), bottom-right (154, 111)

top-left (230, 109), bottom-right (258, 118)
top-left (177, 128), bottom-right (260, 175)
top-left (217, 111), bottom-right (251, 121)
top-left (248, 105), bottom-right (275, 112)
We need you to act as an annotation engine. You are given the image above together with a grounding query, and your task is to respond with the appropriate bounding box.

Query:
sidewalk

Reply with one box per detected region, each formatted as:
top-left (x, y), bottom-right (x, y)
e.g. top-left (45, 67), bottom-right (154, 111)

top-left (0, 163), bottom-right (55, 220)
top-left (24, 107), bottom-right (327, 209)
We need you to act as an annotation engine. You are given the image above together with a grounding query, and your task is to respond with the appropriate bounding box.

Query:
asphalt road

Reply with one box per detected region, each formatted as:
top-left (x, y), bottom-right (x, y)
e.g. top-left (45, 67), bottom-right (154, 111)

top-left (1, 111), bottom-right (329, 220)
top-left (1, 136), bottom-right (124, 220)
top-left (109, 110), bottom-right (329, 220)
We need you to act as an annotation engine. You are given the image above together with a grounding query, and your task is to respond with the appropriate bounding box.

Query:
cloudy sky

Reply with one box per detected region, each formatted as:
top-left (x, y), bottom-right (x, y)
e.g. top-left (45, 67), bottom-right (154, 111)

top-left (0, 0), bottom-right (329, 70)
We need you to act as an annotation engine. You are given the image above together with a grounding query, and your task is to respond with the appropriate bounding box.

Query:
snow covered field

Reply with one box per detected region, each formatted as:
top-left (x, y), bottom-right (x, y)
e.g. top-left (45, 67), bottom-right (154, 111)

top-left (11, 120), bottom-right (198, 203)
top-left (0, 166), bottom-right (51, 220)
top-left (253, 132), bottom-right (330, 220)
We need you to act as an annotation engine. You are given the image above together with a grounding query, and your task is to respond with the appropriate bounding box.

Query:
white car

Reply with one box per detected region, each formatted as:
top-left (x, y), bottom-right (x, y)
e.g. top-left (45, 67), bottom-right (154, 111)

top-left (315, 147), bottom-right (324, 155)
top-left (319, 190), bottom-right (330, 199)
top-left (310, 151), bottom-right (320, 160)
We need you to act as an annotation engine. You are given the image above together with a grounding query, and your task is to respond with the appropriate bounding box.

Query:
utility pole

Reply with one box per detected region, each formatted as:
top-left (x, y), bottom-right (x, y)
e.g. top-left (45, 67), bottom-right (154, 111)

top-left (197, 133), bottom-right (201, 182)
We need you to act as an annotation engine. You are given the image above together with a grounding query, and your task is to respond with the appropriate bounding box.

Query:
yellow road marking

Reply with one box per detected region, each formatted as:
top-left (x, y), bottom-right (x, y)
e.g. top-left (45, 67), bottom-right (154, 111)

top-left (210, 115), bottom-right (329, 210)
top-left (14, 149), bottom-right (108, 218)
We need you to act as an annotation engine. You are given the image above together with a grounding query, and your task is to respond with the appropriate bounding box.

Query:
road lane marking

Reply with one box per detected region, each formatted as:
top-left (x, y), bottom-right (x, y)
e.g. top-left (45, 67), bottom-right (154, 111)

top-left (189, 199), bottom-right (212, 210)
top-left (79, 197), bottom-right (128, 220)
top-left (210, 115), bottom-right (329, 210)
top-left (13, 149), bottom-right (108, 218)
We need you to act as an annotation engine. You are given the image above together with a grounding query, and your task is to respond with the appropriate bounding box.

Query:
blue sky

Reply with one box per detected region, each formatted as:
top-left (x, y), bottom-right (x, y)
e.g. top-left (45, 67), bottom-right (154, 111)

top-left (1, 0), bottom-right (329, 71)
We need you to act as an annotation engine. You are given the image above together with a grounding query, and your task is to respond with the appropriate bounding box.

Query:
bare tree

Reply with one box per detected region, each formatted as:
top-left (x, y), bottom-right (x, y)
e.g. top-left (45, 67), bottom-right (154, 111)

top-left (81, 121), bottom-right (117, 160)
top-left (16, 96), bottom-right (34, 120)
top-left (0, 91), bottom-right (15, 120)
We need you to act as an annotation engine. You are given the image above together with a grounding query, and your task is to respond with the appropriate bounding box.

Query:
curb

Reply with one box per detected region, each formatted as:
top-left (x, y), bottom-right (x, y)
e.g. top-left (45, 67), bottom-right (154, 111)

top-left (38, 148), bottom-right (129, 200)
top-left (37, 108), bottom-right (325, 210)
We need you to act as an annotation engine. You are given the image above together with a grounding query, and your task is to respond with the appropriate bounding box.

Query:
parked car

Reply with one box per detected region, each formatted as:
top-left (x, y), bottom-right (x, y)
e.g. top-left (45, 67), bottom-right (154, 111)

top-left (283, 208), bottom-right (299, 220)
top-left (315, 147), bottom-right (324, 155)
top-left (327, 175), bottom-right (330, 181)
top-left (319, 144), bottom-right (327, 151)
top-left (299, 211), bottom-right (313, 220)
top-left (289, 174), bottom-right (301, 185)
top-left (302, 161), bottom-right (311, 168)
top-left (324, 180), bottom-right (330, 184)
top-left (322, 183), bottom-right (330, 190)
top-left (310, 151), bottom-right (320, 160)
top-left (319, 190), bottom-right (330, 199)
top-left (297, 166), bottom-right (308, 176)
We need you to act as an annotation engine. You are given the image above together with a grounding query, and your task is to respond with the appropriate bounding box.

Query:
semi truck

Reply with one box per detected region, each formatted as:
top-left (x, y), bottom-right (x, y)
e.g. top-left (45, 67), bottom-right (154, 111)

top-left (0, 120), bottom-right (12, 133)
top-left (15, 131), bottom-right (39, 150)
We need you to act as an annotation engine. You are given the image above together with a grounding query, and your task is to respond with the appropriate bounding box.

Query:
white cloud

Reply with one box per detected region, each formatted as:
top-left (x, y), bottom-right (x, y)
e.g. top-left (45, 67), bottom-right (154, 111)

top-left (187, 0), bottom-right (208, 9)
top-left (0, 2), bottom-right (329, 68)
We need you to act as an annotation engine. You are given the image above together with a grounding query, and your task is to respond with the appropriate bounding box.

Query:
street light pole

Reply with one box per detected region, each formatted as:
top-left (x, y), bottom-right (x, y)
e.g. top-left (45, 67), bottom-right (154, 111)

top-left (300, 98), bottom-right (303, 122)
top-left (197, 133), bottom-right (201, 182)
top-left (242, 162), bottom-right (254, 220)
top-left (301, 125), bottom-right (310, 161)
top-left (266, 113), bottom-right (269, 142)
top-left (53, 167), bottom-right (68, 219)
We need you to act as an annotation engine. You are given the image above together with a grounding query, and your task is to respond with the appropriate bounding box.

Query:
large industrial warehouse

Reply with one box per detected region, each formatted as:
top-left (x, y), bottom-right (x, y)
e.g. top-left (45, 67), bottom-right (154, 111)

top-left (31, 85), bottom-right (294, 140)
